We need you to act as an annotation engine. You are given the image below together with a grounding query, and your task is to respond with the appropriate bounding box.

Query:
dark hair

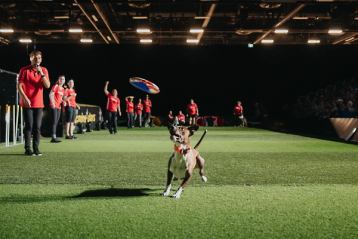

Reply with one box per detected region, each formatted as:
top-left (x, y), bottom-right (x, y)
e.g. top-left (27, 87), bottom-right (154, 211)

top-left (29, 50), bottom-right (42, 57)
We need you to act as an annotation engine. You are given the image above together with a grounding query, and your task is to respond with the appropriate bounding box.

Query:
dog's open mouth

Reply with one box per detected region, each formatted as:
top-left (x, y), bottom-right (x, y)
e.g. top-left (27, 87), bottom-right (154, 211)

top-left (170, 134), bottom-right (184, 144)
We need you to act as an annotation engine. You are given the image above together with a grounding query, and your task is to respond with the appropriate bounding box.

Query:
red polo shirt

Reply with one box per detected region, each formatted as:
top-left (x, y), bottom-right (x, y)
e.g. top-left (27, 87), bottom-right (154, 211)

top-left (234, 105), bottom-right (243, 115)
top-left (144, 99), bottom-right (152, 113)
top-left (106, 93), bottom-right (120, 112)
top-left (136, 103), bottom-right (143, 115)
top-left (50, 84), bottom-right (65, 109)
top-left (177, 113), bottom-right (185, 122)
top-left (18, 65), bottom-right (49, 108)
top-left (126, 99), bottom-right (134, 113)
top-left (64, 88), bottom-right (77, 107)
top-left (187, 103), bottom-right (198, 115)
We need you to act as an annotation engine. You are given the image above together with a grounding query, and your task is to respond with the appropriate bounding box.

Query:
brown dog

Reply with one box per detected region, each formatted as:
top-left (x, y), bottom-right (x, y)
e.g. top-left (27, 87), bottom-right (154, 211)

top-left (162, 125), bottom-right (207, 199)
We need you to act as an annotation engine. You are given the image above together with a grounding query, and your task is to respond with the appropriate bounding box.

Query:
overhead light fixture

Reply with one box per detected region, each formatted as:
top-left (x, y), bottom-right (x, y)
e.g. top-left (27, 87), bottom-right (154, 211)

top-left (194, 16), bottom-right (208, 20)
top-left (19, 38), bottom-right (32, 43)
top-left (106, 36), bottom-right (112, 41)
top-left (0, 28), bottom-right (14, 33)
top-left (261, 39), bottom-right (274, 44)
top-left (355, 17), bottom-right (358, 21)
top-left (140, 39), bottom-right (152, 44)
top-left (274, 29), bottom-right (289, 34)
top-left (133, 16), bottom-right (148, 20)
top-left (54, 16), bottom-right (69, 19)
top-left (80, 38), bottom-right (93, 43)
top-left (69, 28), bottom-right (83, 33)
top-left (328, 29), bottom-right (343, 35)
top-left (190, 28), bottom-right (204, 34)
top-left (307, 39), bottom-right (320, 44)
top-left (248, 43), bottom-right (254, 48)
top-left (186, 39), bottom-right (199, 44)
top-left (136, 28), bottom-right (151, 34)
top-left (293, 16), bottom-right (309, 20)
top-left (92, 15), bottom-right (98, 22)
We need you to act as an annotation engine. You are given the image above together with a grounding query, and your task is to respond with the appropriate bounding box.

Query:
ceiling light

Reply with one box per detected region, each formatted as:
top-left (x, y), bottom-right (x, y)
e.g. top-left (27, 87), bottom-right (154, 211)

top-left (92, 15), bottom-right (98, 22)
top-left (274, 29), bottom-right (288, 34)
top-left (293, 16), bottom-right (309, 20)
top-left (133, 16), bottom-right (148, 20)
top-left (69, 28), bottom-right (83, 33)
top-left (106, 36), bottom-right (112, 41)
top-left (0, 28), bottom-right (14, 33)
top-left (328, 29), bottom-right (343, 35)
top-left (261, 39), bottom-right (274, 44)
top-left (307, 39), bottom-right (320, 44)
top-left (140, 39), bottom-right (152, 44)
top-left (190, 28), bottom-right (204, 34)
top-left (54, 16), bottom-right (69, 19)
top-left (80, 38), bottom-right (93, 43)
top-left (136, 28), bottom-right (151, 34)
top-left (186, 39), bottom-right (199, 44)
top-left (19, 38), bottom-right (32, 43)
top-left (248, 43), bottom-right (254, 48)
top-left (194, 16), bottom-right (208, 19)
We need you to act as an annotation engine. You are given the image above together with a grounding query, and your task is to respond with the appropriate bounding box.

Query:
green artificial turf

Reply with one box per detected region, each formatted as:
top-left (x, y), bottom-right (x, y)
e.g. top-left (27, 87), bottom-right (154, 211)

top-left (1, 127), bottom-right (358, 238)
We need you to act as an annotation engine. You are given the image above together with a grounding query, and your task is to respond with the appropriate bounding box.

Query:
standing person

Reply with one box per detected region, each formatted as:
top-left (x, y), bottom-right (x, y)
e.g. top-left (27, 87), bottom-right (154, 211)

top-left (233, 100), bottom-right (246, 127)
top-left (187, 99), bottom-right (199, 126)
top-left (143, 94), bottom-right (152, 127)
top-left (49, 75), bottom-right (66, 143)
top-left (64, 79), bottom-right (80, 139)
top-left (18, 50), bottom-right (50, 156)
top-left (167, 110), bottom-right (174, 126)
top-left (125, 96), bottom-right (135, 128)
top-left (135, 98), bottom-right (143, 127)
top-left (177, 110), bottom-right (186, 125)
top-left (104, 81), bottom-right (121, 134)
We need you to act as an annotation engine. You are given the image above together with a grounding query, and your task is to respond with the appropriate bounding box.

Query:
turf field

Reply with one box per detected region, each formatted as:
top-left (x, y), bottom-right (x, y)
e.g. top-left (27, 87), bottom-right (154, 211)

top-left (1, 127), bottom-right (358, 238)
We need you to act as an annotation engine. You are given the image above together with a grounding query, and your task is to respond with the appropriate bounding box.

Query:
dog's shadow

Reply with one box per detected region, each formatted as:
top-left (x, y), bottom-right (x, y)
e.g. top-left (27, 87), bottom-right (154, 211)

top-left (71, 188), bottom-right (157, 199)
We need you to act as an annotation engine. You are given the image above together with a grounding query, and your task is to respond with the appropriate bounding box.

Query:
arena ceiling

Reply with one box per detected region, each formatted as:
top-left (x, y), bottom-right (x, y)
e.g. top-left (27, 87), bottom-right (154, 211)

top-left (1, 0), bottom-right (358, 45)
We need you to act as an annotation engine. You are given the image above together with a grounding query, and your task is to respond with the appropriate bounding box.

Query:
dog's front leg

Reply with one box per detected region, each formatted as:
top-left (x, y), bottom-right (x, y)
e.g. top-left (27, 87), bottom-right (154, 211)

top-left (163, 154), bottom-right (174, 197)
top-left (173, 170), bottom-right (193, 199)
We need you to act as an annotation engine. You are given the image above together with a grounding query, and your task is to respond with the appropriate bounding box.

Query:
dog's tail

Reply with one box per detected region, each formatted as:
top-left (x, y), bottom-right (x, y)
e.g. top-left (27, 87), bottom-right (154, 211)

top-left (194, 129), bottom-right (207, 150)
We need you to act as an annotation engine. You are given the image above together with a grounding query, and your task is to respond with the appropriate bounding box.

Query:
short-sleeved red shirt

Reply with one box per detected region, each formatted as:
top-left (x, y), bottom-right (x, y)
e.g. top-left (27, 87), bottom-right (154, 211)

top-left (177, 113), bottom-right (185, 122)
top-left (106, 93), bottom-right (120, 112)
top-left (126, 99), bottom-right (134, 113)
top-left (187, 103), bottom-right (198, 115)
top-left (64, 88), bottom-right (77, 107)
top-left (50, 84), bottom-right (65, 109)
top-left (136, 103), bottom-right (143, 114)
top-left (234, 105), bottom-right (243, 115)
top-left (144, 99), bottom-right (152, 113)
top-left (18, 65), bottom-right (49, 108)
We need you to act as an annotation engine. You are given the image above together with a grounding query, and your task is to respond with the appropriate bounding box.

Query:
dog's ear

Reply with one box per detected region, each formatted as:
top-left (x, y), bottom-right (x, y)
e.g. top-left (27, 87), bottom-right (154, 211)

top-left (188, 125), bottom-right (199, 136)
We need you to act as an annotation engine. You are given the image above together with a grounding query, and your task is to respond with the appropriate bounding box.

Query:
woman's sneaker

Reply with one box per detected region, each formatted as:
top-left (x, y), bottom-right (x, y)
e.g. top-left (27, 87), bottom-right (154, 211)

top-left (24, 149), bottom-right (33, 156)
top-left (33, 149), bottom-right (42, 156)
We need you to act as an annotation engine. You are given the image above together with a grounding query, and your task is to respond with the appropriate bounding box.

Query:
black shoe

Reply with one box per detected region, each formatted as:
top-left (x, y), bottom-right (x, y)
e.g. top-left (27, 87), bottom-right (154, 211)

top-left (33, 149), bottom-right (42, 156)
top-left (51, 138), bottom-right (61, 143)
top-left (72, 135), bottom-right (77, 139)
top-left (65, 136), bottom-right (72, 139)
top-left (24, 149), bottom-right (33, 156)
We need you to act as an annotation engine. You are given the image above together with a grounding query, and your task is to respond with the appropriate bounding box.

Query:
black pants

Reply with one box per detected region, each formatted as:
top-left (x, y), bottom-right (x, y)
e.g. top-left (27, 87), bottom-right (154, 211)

top-left (144, 112), bottom-right (151, 127)
top-left (108, 111), bottom-right (117, 133)
top-left (23, 108), bottom-right (43, 151)
top-left (127, 112), bottom-right (134, 128)
top-left (51, 108), bottom-right (61, 138)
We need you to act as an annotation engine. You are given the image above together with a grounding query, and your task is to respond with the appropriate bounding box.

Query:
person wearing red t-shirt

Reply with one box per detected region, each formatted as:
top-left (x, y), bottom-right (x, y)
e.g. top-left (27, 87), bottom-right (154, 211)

top-left (104, 81), bottom-right (121, 134)
top-left (125, 96), bottom-right (135, 128)
top-left (135, 98), bottom-right (143, 127)
top-left (49, 75), bottom-right (66, 143)
top-left (187, 99), bottom-right (199, 126)
top-left (233, 100), bottom-right (246, 127)
top-left (18, 50), bottom-right (50, 156)
top-left (177, 110), bottom-right (186, 125)
top-left (167, 110), bottom-right (175, 126)
top-left (64, 79), bottom-right (80, 139)
top-left (143, 94), bottom-right (152, 127)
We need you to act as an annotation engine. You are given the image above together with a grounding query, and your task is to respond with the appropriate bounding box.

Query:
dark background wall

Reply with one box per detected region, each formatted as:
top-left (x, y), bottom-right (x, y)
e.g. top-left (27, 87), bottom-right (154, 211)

top-left (1, 44), bottom-right (357, 117)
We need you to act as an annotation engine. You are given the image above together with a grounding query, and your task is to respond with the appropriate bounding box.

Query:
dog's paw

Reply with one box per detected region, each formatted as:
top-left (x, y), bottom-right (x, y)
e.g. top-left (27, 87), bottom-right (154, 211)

top-left (201, 175), bottom-right (208, 183)
top-left (172, 187), bottom-right (183, 199)
top-left (162, 191), bottom-right (170, 197)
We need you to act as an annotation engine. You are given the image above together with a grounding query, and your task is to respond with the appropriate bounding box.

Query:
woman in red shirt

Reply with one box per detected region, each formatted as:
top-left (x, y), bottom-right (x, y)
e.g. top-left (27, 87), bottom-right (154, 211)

top-left (135, 98), bottom-right (143, 128)
top-left (49, 75), bottom-right (65, 143)
top-left (104, 81), bottom-right (121, 134)
top-left (125, 96), bottom-right (135, 128)
top-left (64, 79), bottom-right (80, 139)
top-left (187, 99), bottom-right (199, 126)
top-left (18, 50), bottom-right (50, 156)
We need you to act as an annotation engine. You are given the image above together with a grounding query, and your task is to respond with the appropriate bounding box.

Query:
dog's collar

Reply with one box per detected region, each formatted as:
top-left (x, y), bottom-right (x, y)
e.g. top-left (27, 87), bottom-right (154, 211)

top-left (174, 144), bottom-right (191, 155)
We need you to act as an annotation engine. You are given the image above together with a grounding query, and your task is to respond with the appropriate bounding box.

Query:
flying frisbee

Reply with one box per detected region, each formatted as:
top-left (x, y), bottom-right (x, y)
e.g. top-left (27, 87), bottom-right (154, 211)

top-left (129, 77), bottom-right (160, 94)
